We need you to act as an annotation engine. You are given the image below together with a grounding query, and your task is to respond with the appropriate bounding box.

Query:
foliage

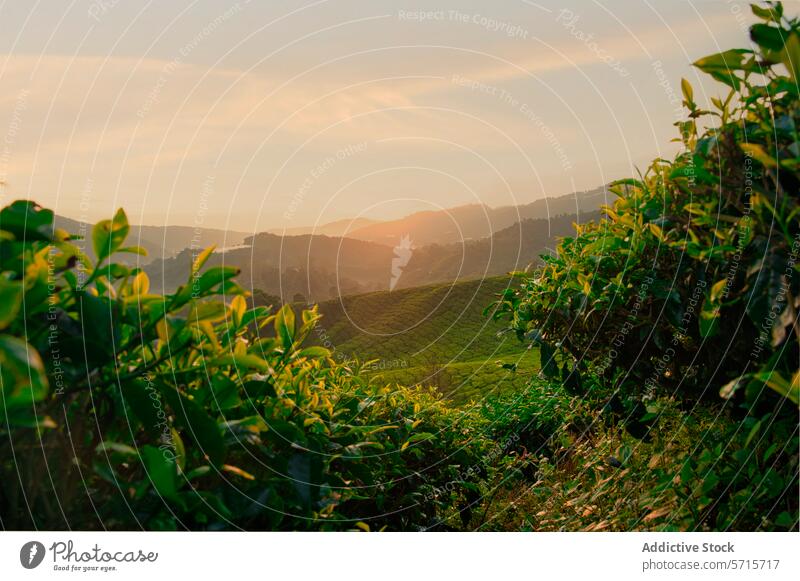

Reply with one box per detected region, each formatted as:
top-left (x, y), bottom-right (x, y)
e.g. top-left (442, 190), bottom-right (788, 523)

top-left (489, 2), bottom-right (799, 530)
top-left (0, 201), bottom-right (491, 530)
top-left (481, 394), bottom-right (797, 532)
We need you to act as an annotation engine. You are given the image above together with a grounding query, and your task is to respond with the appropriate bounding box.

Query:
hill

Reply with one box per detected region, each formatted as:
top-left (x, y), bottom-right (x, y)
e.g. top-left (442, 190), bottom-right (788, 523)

top-left (146, 209), bottom-right (600, 300)
top-left (391, 210), bottom-right (600, 289)
top-left (146, 231), bottom-right (396, 298)
top-left (54, 214), bottom-right (248, 264)
top-left (266, 217), bottom-right (383, 237)
top-left (311, 276), bottom-right (540, 403)
top-left (345, 186), bottom-right (608, 246)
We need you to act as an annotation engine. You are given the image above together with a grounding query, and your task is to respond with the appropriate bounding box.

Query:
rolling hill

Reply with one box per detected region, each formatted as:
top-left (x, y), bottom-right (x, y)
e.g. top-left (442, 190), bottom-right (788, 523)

top-left (266, 217), bottom-right (383, 237)
top-left (146, 209), bottom-right (599, 301)
top-left (311, 276), bottom-right (540, 403)
top-left (344, 186), bottom-right (608, 246)
top-left (54, 214), bottom-right (249, 264)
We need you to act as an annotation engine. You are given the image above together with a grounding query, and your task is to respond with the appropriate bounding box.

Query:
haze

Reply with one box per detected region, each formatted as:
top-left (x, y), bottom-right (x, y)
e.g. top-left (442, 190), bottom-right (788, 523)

top-left (0, 0), bottom-right (752, 233)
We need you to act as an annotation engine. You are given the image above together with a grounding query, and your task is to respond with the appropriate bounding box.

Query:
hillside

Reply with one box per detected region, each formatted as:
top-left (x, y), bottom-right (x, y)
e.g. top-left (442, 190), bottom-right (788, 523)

top-left (146, 231), bottom-right (396, 298)
top-left (266, 217), bottom-right (383, 237)
top-left (345, 186), bottom-right (608, 246)
top-left (312, 276), bottom-right (539, 403)
top-left (147, 209), bottom-right (600, 300)
top-left (54, 214), bottom-right (249, 264)
top-left (393, 210), bottom-right (600, 289)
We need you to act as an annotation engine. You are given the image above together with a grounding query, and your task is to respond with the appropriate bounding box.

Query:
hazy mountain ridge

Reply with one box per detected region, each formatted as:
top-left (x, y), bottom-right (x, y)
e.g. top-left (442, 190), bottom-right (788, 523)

top-left (54, 215), bottom-right (249, 264)
top-left (266, 217), bottom-right (383, 238)
top-left (342, 186), bottom-right (609, 246)
top-left (145, 202), bottom-right (602, 301)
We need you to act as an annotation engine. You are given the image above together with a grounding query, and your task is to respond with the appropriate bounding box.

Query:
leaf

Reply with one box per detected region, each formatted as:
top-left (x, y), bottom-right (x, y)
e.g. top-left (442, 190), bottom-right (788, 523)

top-left (191, 245), bottom-right (216, 276)
top-left (186, 466), bottom-right (212, 481)
top-left (120, 380), bottom-right (165, 439)
top-left (297, 346), bottom-right (331, 359)
top-left (740, 143), bottom-right (777, 167)
top-left (709, 279), bottom-right (728, 303)
top-left (744, 419), bottom-right (762, 448)
top-left (214, 354), bottom-right (270, 373)
top-left (775, 512), bottom-right (795, 528)
top-left (116, 245), bottom-right (148, 256)
top-left (187, 300), bottom-right (227, 323)
top-left (681, 78), bottom-right (694, 105)
top-left (275, 304), bottom-right (296, 350)
top-left (96, 441), bottom-right (138, 457)
top-left (0, 200), bottom-right (55, 241)
top-left (699, 299), bottom-right (720, 338)
top-left (0, 335), bottom-right (49, 415)
top-left (159, 384), bottom-right (227, 466)
top-left (92, 208), bottom-right (129, 262)
top-left (643, 507), bottom-right (672, 522)
top-left (131, 271), bottom-right (150, 295)
top-left (211, 375), bottom-right (241, 411)
top-left (78, 292), bottom-right (120, 357)
top-left (751, 4), bottom-right (780, 22)
top-left (693, 48), bottom-right (753, 89)
top-left (0, 278), bottom-right (23, 330)
top-left (780, 31), bottom-right (800, 81)
top-left (194, 266), bottom-right (240, 296)
top-left (750, 23), bottom-right (786, 51)
top-left (406, 432), bottom-right (436, 444)
top-left (752, 371), bottom-right (799, 405)
top-left (141, 445), bottom-right (178, 499)
top-left (222, 464), bottom-right (255, 480)
top-left (746, 253), bottom-right (787, 327)
top-left (230, 295), bottom-right (247, 327)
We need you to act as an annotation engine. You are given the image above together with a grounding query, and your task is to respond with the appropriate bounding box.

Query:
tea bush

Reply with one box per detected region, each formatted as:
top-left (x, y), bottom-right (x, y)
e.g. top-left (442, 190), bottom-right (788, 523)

top-left (0, 201), bottom-right (491, 530)
top-left (490, 2), bottom-right (799, 530)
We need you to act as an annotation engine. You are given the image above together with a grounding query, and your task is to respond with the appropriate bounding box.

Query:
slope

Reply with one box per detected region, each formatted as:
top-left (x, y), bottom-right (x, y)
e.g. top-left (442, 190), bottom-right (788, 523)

top-left (312, 276), bottom-right (540, 403)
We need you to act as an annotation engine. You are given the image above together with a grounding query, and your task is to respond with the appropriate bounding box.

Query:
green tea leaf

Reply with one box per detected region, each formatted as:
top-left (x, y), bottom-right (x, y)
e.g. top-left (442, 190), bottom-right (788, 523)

top-left (92, 208), bottom-right (130, 263)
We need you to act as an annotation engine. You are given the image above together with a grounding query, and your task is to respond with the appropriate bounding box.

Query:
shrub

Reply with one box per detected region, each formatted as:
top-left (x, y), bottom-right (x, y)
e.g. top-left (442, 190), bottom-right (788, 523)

top-left (490, 2), bottom-right (799, 530)
top-left (0, 201), bottom-right (490, 530)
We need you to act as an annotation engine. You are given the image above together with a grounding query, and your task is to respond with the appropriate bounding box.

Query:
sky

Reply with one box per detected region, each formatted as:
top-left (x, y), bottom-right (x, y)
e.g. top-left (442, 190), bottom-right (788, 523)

top-left (0, 0), bottom-right (758, 233)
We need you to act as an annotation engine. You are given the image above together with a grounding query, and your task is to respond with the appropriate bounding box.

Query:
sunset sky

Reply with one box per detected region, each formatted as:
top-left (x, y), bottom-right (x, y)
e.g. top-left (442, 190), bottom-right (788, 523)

top-left (0, 0), bottom-right (752, 233)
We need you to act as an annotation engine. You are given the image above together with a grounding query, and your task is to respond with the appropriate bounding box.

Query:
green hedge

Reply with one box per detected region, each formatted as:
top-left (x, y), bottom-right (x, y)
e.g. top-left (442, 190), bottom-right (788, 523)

top-left (0, 201), bottom-right (492, 530)
top-left (490, 2), bottom-right (799, 530)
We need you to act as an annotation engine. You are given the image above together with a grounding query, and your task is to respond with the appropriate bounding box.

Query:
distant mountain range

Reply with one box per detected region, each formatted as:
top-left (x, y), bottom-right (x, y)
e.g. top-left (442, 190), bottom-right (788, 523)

top-left (266, 217), bottom-right (382, 237)
top-left (143, 186), bottom-right (607, 301)
top-left (53, 215), bottom-right (249, 264)
top-left (341, 186), bottom-right (608, 246)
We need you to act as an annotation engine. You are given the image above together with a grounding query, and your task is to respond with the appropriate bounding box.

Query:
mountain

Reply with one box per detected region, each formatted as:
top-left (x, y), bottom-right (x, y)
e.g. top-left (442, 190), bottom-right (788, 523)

top-left (142, 186), bottom-right (608, 300)
top-left (146, 208), bottom-right (601, 301)
top-left (387, 210), bottom-right (601, 290)
top-left (146, 232), bottom-right (396, 300)
top-left (266, 217), bottom-right (382, 238)
top-left (54, 215), bottom-right (249, 264)
top-left (344, 186), bottom-right (609, 246)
